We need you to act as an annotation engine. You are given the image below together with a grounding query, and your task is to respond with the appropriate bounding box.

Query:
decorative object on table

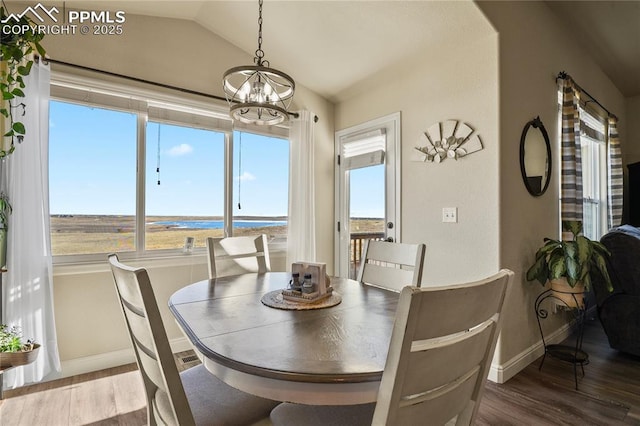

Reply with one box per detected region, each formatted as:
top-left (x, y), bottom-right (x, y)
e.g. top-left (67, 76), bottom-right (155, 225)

top-left (260, 262), bottom-right (342, 310)
top-left (0, 324), bottom-right (40, 369)
top-left (0, 6), bottom-right (47, 157)
top-left (411, 119), bottom-right (483, 163)
top-left (282, 261), bottom-right (333, 303)
top-left (0, 193), bottom-right (11, 268)
top-left (222, 0), bottom-right (295, 125)
top-left (520, 116), bottom-right (552, 196)
top-left (526, 220), bottom-right (612, 308)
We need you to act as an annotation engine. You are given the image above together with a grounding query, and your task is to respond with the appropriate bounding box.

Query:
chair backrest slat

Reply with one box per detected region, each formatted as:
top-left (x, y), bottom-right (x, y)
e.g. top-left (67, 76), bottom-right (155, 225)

top-left (109, 254), bottom-right (195, 426)
top-left (373, 269), bottom-right (513, 426)
top-left (357, 240), bottom-right (426, 291)
top-left (206, 235), bottom-right (271, 279)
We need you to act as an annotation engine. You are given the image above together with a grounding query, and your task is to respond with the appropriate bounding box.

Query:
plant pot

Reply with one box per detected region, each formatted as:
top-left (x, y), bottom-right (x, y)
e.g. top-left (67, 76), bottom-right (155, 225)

top-left (550, 278), bottom-right (585, 309)
top-left (0, 344), bottom-right (40, 369)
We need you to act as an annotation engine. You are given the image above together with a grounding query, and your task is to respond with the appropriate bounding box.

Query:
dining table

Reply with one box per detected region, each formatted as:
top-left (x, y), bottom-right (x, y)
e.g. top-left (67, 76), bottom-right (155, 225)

top-left (168, 272), bottom-right (399, 405)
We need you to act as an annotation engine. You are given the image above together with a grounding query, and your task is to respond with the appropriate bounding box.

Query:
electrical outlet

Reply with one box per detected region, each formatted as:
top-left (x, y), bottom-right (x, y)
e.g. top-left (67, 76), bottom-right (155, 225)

top-left (442, 207), bottom-right (457, 223)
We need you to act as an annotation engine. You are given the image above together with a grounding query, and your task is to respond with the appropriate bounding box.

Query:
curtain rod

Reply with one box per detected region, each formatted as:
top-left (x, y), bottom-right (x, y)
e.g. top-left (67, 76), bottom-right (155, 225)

top-left (48, 59), bottom-right (320, 122)
top-left (556, 71), bottom-right (617, 120)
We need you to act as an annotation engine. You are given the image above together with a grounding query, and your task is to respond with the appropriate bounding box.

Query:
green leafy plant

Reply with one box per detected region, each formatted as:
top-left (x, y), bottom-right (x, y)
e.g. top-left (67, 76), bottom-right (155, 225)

top-left (526, 220), bottom-right (613, 292)
top-left (0, 324), bottom-right (35, 352)
top-left (1, 6), bottom-right (46, 157)
top-left (0, 192), bottom-right (12, 230)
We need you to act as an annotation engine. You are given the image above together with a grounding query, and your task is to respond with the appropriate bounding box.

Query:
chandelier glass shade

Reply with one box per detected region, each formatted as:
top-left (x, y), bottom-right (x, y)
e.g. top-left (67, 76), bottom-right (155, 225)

top-left (222, 0), bottom-right (295, 126)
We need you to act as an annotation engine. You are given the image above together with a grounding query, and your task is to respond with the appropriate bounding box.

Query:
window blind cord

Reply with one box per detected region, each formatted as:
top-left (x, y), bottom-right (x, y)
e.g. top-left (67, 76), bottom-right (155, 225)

top-left (156, 123), bottom-right (161, 185)
top-left (237, 132), bottom-right (242, 210)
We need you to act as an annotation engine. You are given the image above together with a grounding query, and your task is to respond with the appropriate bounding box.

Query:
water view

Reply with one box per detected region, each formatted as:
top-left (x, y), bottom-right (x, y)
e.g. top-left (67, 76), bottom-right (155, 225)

top-left (153, 220), bottom-right (287, 229)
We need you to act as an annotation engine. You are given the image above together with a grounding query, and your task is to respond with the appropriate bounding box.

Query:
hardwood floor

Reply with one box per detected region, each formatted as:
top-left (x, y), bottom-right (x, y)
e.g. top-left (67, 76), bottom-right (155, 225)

top-left (477, 317), bottom-right (640, 425)
top-left (0, 321), bottom-right (638, 425)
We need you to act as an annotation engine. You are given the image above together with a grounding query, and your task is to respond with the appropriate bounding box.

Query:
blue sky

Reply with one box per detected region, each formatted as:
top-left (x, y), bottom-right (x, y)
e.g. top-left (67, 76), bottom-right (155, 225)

top-left (49, 100), bottom-right (384, 218)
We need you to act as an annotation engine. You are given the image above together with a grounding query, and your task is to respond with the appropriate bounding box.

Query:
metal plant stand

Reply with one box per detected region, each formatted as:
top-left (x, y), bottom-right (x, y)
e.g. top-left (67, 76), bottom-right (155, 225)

top-left (535, 288), bottom-right (589, 390)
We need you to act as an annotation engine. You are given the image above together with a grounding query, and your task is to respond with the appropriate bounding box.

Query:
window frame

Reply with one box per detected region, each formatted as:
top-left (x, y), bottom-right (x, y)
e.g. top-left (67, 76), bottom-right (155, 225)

top-left (50, 71), bottom-right (289, 264)
top-left (578, 101), bottom-right (608, 240)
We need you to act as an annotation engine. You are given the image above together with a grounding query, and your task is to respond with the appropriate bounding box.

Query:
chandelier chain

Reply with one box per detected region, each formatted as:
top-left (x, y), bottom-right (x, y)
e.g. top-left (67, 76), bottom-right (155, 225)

top-left (254, 0), bottom-right (265, 64)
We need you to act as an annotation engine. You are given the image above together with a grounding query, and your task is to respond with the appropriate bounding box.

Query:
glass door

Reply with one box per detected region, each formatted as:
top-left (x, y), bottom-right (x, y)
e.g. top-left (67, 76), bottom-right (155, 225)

top-left (335, 113), bottom-right (400, 279)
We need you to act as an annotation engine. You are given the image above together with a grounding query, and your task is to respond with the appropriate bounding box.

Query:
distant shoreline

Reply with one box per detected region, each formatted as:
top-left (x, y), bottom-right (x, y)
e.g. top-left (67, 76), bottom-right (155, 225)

top-left (50, 214), bottom-right (383, 221)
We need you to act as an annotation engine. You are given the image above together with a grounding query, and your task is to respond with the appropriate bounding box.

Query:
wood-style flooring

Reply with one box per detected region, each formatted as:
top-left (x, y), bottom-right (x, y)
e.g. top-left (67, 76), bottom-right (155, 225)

top-left (0, 320), bottom-right (638, 425)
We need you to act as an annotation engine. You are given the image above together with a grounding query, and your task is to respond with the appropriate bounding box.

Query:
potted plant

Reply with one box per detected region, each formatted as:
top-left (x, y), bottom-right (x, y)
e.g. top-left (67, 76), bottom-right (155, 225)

top-left (526, 220), bottom-right (613, 308)
top-left (1, 6), bottom-right (47, 157)
top-left (0, 324), bottom-right (40, 368)
top-left (0, 193), bottom-right (11, 269)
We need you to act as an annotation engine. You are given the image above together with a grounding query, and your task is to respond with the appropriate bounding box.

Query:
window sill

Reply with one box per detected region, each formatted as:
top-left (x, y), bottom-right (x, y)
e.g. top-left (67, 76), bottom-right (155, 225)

top-left (52, 247), bottom-right (287, 277)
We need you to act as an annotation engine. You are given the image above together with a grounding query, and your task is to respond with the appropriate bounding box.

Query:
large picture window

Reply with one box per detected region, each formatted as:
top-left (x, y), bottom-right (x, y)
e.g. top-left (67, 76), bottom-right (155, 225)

top-left (49, 77), bottom-right (289, 261)
top-left (49, 101), bottom-right (137, 255)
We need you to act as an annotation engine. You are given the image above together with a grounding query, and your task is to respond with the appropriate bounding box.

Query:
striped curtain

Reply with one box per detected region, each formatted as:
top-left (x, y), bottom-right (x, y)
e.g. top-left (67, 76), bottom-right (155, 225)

top-left (607, 117), bottom-right (623, 227)
top-left (560, 77), bottom-right (583, 238)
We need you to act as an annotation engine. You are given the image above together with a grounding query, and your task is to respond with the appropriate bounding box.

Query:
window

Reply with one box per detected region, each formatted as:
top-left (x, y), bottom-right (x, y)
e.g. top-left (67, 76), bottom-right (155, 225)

top-left (49, 75), bottom-right (289, 261)
top-left (49, 101), bottom-right (137, 255)
top-left (579, 103), bottom-right (608, 240)
top-left (232, 131), bottom-right (289, 242)
top-left (145, 122), bottom-right (225, 250)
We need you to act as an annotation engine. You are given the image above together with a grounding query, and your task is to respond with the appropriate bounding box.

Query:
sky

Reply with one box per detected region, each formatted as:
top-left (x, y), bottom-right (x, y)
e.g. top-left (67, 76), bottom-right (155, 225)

top-left (48, 100), bottom-right (384, 218)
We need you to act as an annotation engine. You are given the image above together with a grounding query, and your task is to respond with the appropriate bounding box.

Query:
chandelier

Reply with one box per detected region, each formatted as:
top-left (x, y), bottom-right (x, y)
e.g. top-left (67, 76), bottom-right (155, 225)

top-left (222, 0), bottom-right (295, 126)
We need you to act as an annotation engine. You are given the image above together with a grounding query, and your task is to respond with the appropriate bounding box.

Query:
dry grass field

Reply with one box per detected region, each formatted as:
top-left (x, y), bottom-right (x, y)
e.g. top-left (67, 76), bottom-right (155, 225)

top-left (50, 215), bottom-right (384, 256)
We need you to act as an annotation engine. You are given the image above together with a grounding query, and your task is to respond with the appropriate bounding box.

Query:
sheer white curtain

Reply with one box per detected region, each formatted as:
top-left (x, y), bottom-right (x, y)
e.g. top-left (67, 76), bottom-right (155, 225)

top-left (287, 110), bottom-right (316, 265)
top-left (2, 60), bottom-right (61, 389)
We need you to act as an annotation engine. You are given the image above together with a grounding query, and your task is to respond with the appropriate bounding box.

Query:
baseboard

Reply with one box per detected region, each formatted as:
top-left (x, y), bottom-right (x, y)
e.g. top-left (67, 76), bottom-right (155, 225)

top-left (488, 320), bottom-right (575, 384)
top-left (44, 336), bottom-right (193, 382)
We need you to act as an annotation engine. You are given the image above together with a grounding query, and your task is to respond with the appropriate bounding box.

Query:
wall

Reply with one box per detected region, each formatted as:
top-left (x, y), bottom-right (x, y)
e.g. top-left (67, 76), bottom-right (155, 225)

top-left (335, 35), bottom-right (500, 286)
top-left (626, 96), bottom-right (640, 164)
top-left (38, 13), bottom-right (335, 375)
top-left (477, 1), bottom-right (628, 377)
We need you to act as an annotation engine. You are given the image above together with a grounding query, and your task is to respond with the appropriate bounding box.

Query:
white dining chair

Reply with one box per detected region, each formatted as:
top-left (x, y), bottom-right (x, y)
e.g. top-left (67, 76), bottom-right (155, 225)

top-left (270, 269), bottom-right (514, 426)
top-left (108, 254), bottom-right (279, 425)
top-left (357, 240), bottom-right (426, 291)
top-left (206, 234), bottom-right (271, 279)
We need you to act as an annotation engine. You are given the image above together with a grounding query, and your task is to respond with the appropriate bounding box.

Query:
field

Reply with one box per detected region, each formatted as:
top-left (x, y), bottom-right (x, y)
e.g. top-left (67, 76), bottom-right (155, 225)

top-left (50, 215), bottom-right (384, 256)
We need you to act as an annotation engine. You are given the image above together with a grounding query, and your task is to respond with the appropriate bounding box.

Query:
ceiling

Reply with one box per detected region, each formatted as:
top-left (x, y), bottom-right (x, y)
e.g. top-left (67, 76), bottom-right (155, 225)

top-left (22, 1), bottom-right (640, 100)
top-left (545, 1), bottom-right (640, 98)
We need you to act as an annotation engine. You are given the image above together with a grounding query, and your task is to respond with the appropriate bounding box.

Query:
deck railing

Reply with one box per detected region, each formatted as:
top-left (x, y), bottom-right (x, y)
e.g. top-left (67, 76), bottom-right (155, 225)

top-left (349, 232), bottom-right (385, 279)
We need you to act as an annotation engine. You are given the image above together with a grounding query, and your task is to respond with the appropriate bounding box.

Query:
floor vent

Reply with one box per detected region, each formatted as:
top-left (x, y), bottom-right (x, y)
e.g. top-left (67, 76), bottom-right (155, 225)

top-left (180, 355), bottom-right (199, 364)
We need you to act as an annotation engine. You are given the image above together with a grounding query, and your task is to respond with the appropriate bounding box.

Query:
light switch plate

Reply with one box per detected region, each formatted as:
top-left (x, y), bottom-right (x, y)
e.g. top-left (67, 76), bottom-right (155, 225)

top-left (442, 207), bottom-right (457, 223)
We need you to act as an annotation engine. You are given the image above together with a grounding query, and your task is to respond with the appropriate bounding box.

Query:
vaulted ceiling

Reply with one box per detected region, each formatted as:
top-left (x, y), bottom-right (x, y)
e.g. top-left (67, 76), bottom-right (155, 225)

top-left (18, 1), bottom-right (640, 100)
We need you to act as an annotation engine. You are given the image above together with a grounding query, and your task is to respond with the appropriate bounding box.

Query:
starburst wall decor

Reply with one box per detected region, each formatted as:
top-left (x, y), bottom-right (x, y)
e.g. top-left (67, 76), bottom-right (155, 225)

top-left (412, 119), bottom-right (483, 163)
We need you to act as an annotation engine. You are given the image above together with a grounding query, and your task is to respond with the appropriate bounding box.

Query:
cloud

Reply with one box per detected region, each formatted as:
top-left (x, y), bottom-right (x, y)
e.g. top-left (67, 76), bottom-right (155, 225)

top-left (166, 143), bottom-right (193, 156)
top-left (237, 171), bottom-right (256, 182)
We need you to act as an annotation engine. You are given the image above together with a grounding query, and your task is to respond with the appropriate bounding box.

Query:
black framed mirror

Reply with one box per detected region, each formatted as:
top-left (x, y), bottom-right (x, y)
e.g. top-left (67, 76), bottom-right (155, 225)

top-left (520, 116), bottom-right (552, 196)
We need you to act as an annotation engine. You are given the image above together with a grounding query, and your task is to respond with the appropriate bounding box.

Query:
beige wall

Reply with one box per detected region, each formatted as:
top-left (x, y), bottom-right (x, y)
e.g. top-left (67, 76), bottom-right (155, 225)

top-left (335, 34), bottom-right (500, 286)
top-left (477, 1), bottom-right (628, 367)
top-left (626, 96), bottom-right (640, 164)
top-left (42, 14), bottom-right (335, 366)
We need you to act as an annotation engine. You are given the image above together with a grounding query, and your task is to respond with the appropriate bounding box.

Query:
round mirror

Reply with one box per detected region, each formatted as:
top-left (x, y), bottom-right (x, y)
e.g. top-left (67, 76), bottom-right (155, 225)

top-left (520, 116), bottom-right (551, 196)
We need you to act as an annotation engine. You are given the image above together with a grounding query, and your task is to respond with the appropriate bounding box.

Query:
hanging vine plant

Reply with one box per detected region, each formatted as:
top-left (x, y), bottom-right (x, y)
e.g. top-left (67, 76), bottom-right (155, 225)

top-left (0, 6), bottom-right (46, 158)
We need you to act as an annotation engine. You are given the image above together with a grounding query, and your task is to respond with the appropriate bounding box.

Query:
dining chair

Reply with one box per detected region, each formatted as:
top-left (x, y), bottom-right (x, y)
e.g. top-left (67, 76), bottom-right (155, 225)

top-left (206, 234), bottom-right (271, 279)
top-left (108, 254), bottom-right (279, 426)
top-left (357, 240), bottom-right (426, 291)
top-left (270, 269), bottom-right (514, 426)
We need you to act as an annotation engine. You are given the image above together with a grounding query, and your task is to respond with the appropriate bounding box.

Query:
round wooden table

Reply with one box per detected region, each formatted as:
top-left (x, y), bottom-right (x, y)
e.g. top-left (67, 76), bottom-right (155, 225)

top-left (168, 272), bottom-right (399, 405)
